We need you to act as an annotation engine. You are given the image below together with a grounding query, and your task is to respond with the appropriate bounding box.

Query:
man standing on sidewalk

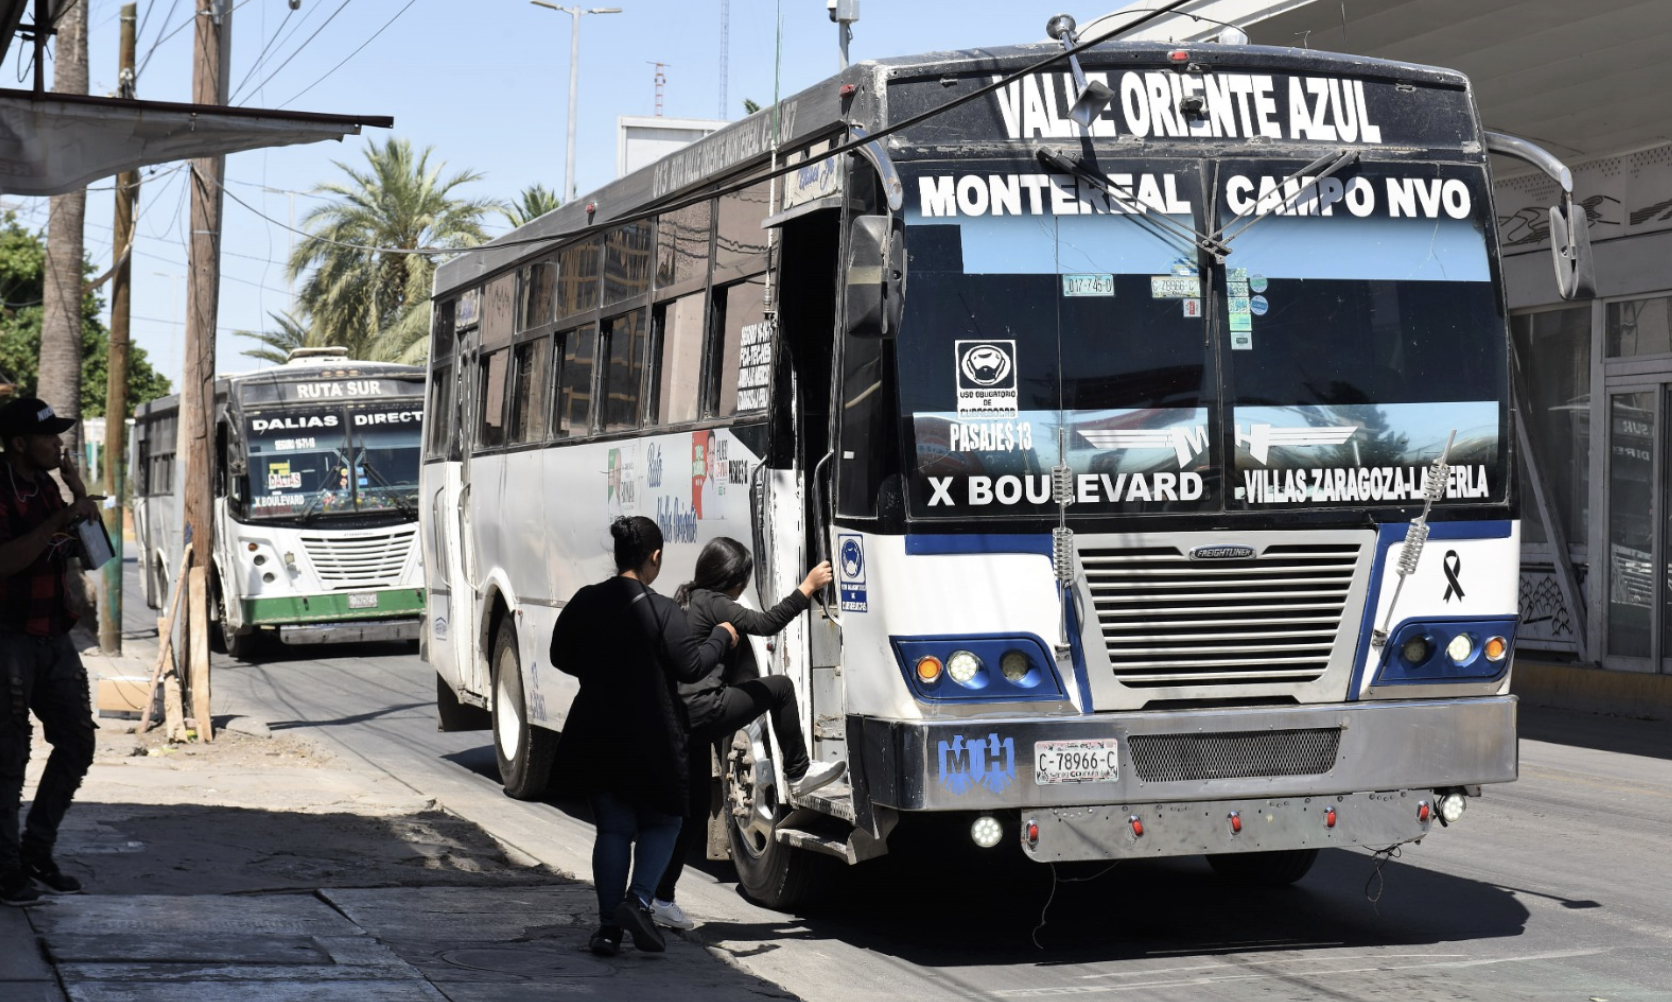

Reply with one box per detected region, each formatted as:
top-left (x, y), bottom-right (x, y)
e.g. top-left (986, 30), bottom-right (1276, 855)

top-left (0, 397), bottom-right (101, 906)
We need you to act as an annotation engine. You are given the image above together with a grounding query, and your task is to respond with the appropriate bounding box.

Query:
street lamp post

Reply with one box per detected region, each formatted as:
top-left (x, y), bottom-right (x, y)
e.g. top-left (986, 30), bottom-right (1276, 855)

top-left (530, 2), bottom-right (622, 203)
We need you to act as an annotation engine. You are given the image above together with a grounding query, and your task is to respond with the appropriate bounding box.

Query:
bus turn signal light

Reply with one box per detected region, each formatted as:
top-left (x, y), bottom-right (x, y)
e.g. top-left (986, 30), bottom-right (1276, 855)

top-left (1485, 636), bottom-right (1508, 662)
top-left (915, 656), bottom-right (943, 683)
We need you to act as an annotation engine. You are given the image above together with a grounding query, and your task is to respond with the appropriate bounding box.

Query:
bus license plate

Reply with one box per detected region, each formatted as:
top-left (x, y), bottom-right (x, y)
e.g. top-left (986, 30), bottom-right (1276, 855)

top-left (1034, 739), bottom-right (1119, 785)
top-left (348, 592), bottom-right (377, 609)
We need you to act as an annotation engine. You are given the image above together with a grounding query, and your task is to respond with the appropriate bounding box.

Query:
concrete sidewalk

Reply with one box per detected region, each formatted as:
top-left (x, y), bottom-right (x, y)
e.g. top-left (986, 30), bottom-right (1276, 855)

top-left (3, 629), bottom-right (796, 1001)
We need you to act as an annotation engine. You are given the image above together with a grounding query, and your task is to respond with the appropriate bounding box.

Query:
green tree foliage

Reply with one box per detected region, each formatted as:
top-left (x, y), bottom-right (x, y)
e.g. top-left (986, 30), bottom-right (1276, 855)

top-left (742, 98), bottom-right (761, 115)
top-left (500, 183), bottom-right (562, 229)
top-left (276, 137), bottom-right (493, 366)
top-left (233, 310), bottom-right (317, 365)
top-left (0, 213), bottom-right (170, 417)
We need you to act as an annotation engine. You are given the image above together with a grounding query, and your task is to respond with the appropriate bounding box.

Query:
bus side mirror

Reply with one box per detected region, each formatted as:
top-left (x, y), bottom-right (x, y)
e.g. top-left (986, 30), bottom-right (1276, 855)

top-left (844, 214), bottom-right (905, 338)
top-left (1551, 193), bottom-right (1595, 301)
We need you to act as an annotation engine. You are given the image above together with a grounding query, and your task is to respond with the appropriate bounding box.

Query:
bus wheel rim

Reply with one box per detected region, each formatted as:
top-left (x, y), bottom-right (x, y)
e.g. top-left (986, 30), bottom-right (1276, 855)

top-left (728, 733), bottom-right (776, 858)
top-left (495, 664), bottom-right (521, 758)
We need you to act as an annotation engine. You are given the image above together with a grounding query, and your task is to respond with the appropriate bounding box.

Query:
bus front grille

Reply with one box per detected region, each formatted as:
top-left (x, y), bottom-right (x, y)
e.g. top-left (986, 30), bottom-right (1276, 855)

top-left (1127, 728), bottom-right (1342, 783)
top-left (299, 527), bottom-right (416, 589)
top-left (1081, 543), bottom-right (1362, 687)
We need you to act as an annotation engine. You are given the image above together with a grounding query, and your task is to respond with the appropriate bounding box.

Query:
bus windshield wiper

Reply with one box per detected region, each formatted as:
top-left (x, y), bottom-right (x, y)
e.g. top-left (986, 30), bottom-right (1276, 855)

top-left (1037, 146), bottom-right (1230, 260)
top-left (1211, 149), bottom-right (1359, 253)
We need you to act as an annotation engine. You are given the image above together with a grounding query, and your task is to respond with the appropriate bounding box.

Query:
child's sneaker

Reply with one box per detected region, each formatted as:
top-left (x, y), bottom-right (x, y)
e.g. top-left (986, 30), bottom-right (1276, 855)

top-left (1, 871), bottom-right (43, 907)
top-left (789, 760), bottom-right (847, 797)
top-left (650, 897), bottom-right (695, 930)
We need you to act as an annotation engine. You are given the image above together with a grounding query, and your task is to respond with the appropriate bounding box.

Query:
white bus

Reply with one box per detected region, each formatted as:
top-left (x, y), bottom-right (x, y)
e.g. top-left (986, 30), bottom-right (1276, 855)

top-left (423, 23), bottom-right (1592, 906)
top-left (132, 348), bottom-right (426, 657)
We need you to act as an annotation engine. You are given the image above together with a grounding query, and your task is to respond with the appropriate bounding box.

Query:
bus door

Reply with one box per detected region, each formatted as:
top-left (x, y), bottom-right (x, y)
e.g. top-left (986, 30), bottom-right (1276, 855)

top-left (447, 325), bottom-right (488, 698)
top-left (770, 207), bottom-right (844, 761)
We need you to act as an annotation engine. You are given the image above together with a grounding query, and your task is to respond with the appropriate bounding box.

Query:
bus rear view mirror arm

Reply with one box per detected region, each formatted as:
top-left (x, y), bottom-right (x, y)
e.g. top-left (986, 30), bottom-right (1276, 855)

top-left (1485, 130), bottom-right (1596, 301)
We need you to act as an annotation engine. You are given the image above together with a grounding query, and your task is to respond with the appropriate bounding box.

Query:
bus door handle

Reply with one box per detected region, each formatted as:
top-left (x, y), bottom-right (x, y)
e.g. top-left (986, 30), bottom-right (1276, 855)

top-left (431, 486), bottom-right (449, 587)
top-left (749, 461), bottom-right (770, 603)
top-left (457, 482), bottom-right (475, 591)
top-left (810, 450), bottom-right (838, 616)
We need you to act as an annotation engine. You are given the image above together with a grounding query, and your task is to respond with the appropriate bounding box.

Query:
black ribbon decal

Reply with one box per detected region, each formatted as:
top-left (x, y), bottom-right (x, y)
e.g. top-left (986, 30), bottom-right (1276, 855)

top-left (1443, 550), bottom-right (1464, 602)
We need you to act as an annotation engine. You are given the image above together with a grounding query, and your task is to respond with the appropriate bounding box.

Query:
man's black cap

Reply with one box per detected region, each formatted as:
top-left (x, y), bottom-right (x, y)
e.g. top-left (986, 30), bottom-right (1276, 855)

top-left (0, 397), bottom-right (78, 438)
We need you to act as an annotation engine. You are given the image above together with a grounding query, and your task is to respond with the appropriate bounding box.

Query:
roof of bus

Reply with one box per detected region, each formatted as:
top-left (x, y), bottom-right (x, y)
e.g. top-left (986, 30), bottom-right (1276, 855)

top-left (134, 359), bottom-right (425, 419)
top-left (433, 39), bottom-right (1470, 299)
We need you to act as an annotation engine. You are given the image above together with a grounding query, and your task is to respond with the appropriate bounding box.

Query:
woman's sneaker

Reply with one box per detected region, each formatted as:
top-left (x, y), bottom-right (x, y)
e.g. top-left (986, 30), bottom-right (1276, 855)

top-left (789, 760), bottom-right (847, 797)
top-left (22, 853), bottom-right (82, 895)
top-left (650, 898), bottom-right (695, 930)
top-left (0, 871), bottom-right (43, 907)
top-left (612, 899), bottom-right (667, 952)
top-left (587, 924), bottom-right (623, 957)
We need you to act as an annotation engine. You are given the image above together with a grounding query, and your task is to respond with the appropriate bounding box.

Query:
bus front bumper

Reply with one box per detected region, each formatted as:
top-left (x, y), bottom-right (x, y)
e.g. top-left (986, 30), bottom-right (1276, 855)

top-left (850, 696), bottom-right (1517, 814)
top-left (278, 618), bottom-right (419, 645)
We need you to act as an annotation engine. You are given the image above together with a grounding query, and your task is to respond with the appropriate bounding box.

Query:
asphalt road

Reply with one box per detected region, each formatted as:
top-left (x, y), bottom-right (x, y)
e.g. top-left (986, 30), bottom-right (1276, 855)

top-left (125, 562), bottom-right (1672, 1001)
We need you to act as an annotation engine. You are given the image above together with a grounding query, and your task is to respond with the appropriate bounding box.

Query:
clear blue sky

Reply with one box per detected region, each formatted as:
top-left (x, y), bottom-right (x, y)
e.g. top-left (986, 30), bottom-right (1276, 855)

top-left (3, 0), bottom-right (1117, 392)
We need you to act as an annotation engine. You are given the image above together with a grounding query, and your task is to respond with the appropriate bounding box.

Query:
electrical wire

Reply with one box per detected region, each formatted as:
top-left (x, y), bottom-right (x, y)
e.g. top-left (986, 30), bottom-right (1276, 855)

top-left (279, 0), bottom-right (418, 110)
top-left (230, 0), bottom-right (327, 103)
top-left (236, 0), bottom-right (354, 107)
top-left (431, 0), bottom-right (1199, 263)
top-left (228, 0), bottom-right (297, 102)
top-left (133, 0), bottom-right (182, 82)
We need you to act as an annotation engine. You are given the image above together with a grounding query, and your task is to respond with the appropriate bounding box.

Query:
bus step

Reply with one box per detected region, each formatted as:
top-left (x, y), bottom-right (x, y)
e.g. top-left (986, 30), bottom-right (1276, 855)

top-left (773, 824), bottom-right (858, 864)
top-left (791, 780), bottom-right (855, 822)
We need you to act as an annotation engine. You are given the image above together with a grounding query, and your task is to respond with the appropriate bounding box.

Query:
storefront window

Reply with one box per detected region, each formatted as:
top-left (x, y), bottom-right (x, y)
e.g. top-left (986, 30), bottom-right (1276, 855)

top-left (1607, 295), bottom-right (1672, 357)
top-left (1513, 307), bottom-right (1590, 545)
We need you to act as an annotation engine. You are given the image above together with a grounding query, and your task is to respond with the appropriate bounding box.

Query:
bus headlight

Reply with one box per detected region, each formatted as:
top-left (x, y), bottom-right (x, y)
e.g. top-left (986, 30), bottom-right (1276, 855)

top-left (1000, 650), bottom-right (1032, 683)
top-left (1446, 634), bottom-right (1474, 664)
top-left (1400, 635), bottom-right (1432, 666)
top-left (946, 650), bottom-right (982, 685)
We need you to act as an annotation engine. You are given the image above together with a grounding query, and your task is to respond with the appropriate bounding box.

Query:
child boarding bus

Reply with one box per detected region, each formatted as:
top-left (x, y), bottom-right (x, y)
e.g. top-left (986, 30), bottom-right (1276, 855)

top-left (421, 15), bottom-right (1593, 906)
top-left (132, 347), bottom-right (427, 658)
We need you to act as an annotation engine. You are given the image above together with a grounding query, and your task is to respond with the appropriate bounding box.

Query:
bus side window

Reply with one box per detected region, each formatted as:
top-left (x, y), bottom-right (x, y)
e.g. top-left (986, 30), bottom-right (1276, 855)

top-left (477, 349), bottom-right (510, 450)
top-left (554, 325), bottom-right (597, 438)
top-left (649, 293), bottom-right (706, 426)
top-left (600, 310), bottom-right (647, 433)
top-left (426, 362), bottom-right (453, 459)
top-left (656, 202), bottom-right (711, 289)
top-left (509, 337), bottom-right (551, 443)
top-left (604, 223), bottom-right (652, 305)
top-left (135, 435), bottom-right (150, 495)
top-left (707, 276), bottom-right (767, 419)
top-left (557, 238), bottom-right (603, 320)
top-left (214, 423), bottom-right (229, 499)
top-left (518, 259), bottom-right (557, 332)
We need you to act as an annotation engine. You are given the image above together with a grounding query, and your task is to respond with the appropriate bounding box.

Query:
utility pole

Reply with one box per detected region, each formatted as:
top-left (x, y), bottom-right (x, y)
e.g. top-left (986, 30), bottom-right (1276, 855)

top-left (181, 0), bottom-right (231, 742)
top-left (38, 0), bottom-right (88, 459)
top-left (99, 2), bottom-right (140, 655)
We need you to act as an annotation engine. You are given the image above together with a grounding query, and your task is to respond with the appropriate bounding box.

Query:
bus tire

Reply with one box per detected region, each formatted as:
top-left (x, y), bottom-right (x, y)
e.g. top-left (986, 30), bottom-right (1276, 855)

top-left (724, 728), bottom-right (833, 910)
top-left (1205, 848), bottom-right (1319, 886)
top-left (491, 617), bottom-right (556, 799)
top-left (210, 576), bottom-right (256, 660)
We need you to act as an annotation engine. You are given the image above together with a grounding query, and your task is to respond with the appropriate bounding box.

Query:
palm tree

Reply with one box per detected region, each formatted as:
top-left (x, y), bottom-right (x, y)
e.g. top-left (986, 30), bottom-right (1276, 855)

top-left (288, 137), bottom-right (494, 364)
top-left (234, 311), bottom-right (314, 365)
top-left (500, 184), bottom-right (562, 229)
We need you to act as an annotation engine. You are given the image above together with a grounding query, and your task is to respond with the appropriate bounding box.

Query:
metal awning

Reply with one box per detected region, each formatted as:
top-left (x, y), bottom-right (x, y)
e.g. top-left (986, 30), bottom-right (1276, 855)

top-left (0, 90), bottom-right (393, 196)
top-left (1083, 0), bottom-right (1672, 162)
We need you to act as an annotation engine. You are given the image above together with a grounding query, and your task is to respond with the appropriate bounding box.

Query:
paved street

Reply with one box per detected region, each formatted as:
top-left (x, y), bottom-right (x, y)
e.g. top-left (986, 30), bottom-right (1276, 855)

top-left (20, 558), bottom-right (1671, 1000)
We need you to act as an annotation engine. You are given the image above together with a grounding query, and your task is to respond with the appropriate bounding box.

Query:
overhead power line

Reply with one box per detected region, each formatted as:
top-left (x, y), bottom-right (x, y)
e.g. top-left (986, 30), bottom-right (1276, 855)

top-left (278, 0), bottom-right (418, 109)
top-left (236, 0), bottom-right (354, 106)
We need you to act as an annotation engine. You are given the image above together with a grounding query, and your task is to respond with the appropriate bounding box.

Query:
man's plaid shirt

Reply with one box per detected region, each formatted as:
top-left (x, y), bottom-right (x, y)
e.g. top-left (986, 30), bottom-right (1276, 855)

top-left (0, 467), bottom-right (76, 637)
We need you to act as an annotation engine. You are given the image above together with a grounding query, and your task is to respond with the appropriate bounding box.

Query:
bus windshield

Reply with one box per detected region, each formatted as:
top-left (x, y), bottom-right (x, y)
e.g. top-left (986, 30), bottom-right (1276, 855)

top-left (896, 157), bottom-right (1506, 520)
top-left (243, 401), bottom-right (421, 519)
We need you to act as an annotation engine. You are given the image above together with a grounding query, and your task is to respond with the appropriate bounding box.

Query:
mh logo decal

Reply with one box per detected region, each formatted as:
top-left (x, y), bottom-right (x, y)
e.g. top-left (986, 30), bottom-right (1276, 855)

top-left (938, 732), bottom-right (1016, 796)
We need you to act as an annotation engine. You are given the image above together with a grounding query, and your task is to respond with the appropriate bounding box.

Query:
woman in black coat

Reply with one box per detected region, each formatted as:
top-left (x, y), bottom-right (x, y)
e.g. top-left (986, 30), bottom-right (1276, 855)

top-left (647, 536), bottom-right (843, 929)
top-left (549, 516), bottom-right (736, 956)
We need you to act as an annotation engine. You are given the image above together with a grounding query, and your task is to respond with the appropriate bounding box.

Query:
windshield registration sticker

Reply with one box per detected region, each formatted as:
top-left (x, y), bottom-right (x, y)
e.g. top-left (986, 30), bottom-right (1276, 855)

top-left (1062, 273), bottom-right (1114, 297)
top-left (1034, 739), bottom-right (1119, 785)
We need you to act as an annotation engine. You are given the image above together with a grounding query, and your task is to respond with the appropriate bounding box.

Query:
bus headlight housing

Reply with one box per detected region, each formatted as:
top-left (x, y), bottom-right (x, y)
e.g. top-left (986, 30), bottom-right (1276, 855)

top-left (1372, 618), bottom-right (1515, 689)
top-left (891, 636), bottom-right (1066, 703)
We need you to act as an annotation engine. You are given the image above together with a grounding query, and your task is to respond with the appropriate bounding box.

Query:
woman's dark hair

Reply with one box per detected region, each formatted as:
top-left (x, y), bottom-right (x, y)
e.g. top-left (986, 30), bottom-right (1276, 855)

top-left (674, 536), bottom-right (753, 607)
top-left (610, 515), bottom-right (663, 573)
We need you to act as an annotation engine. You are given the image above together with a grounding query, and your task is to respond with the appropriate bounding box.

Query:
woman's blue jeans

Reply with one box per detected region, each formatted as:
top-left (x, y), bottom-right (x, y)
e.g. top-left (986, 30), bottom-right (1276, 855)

top-left (588, 791), bottom-right (682, 925)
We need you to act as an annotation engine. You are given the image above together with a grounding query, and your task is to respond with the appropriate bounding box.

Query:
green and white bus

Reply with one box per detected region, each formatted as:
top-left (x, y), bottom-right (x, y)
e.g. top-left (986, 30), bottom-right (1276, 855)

top-left (132, 348), bottom-right (426, 656)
